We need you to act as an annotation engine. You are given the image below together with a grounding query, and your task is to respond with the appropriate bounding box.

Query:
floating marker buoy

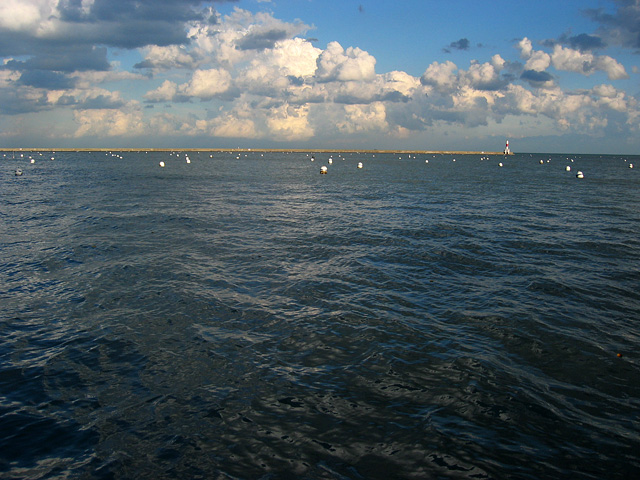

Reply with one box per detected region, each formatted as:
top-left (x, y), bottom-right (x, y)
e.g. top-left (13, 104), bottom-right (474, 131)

top-left (498, 162), bottom-right (503, 167)
top-left (15, 169), bottom-right (23, 176)
top-left (357, 162), bottom-right (363, 169)
top-left (328, 158), bottom-right (332, 164)
top-left (576, 171), bottom-right (584, 178)
top-left (629, 164), bottom-right (634, 169)
top-left (617, 353), bottom-right (623, 357)
top-left (30, 158), bottom-right (35, 164)
top-left (540, 160), bottom-right (544, 164)
top-left (159, 161), bottom-right (165, 167)
top-left (425, 159), bottom-right (429, 163)
top-left (320, 165), bottom-right (328, 174)
top-left (566, 166), bottom-right (571, 171)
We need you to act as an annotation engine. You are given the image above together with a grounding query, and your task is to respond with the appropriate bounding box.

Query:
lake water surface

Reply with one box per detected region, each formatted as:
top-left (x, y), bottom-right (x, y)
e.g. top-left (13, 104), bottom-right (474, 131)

top-left (1, 150), bottom-right (639, 479)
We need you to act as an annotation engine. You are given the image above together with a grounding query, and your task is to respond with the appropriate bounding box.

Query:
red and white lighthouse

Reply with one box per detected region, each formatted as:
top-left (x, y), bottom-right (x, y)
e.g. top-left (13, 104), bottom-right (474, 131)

top-left (504, 140), bottom-right (510, 155)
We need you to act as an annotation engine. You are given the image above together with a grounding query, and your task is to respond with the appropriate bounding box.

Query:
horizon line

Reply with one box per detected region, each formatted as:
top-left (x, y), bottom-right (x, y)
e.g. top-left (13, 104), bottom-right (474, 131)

top-left (2, 147), bottom-right (513, 155)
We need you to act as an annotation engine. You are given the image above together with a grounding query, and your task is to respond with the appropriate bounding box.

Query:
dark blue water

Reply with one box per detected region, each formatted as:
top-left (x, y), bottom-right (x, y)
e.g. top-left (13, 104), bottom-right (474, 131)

top-left (1, 150), bottom-right (639, 479)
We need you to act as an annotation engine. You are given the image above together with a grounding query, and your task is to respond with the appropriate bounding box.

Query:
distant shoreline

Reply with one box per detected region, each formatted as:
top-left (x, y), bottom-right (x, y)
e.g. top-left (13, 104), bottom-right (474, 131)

top-left (1, 148), bottom-right (512, 155)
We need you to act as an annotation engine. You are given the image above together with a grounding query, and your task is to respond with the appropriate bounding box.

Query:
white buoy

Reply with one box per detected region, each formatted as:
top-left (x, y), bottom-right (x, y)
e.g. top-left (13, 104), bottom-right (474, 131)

top-left (159, 161), bottom-right (165, 167)
top-left (540, 160), bottom-right (544, 164)
top-left (15, 169), bottom-right (23, 176)
top-left (499, 162), bottom-right (503, 167)
top-left (186, 156), bottom-right (191, 163)
top-left (576, 171), bottom-right (584, 178)
top-left (566, 166), bottom-right (571, 171)
top-left (425, 159), bottom-right (429, 163)
top-left (357, 162), bottom-right (363, 169)
top-left (328, 158), bottom-right (333, 164)
top-left (30, 158), bottom-right (35, 164)
top-left (629, 164), bottom-right (634, 169)
top-left (320, 165), bottom-right (328, 174)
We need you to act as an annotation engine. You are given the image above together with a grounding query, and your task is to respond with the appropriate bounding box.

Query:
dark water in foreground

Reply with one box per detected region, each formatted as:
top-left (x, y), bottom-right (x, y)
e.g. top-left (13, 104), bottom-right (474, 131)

top-left (1, 150), bottom-right (639, 479)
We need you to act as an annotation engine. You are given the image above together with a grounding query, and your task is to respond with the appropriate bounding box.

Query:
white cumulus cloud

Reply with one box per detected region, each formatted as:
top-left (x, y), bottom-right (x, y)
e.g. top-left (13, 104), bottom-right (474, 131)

top-left (518, 37), bottom-right (534, 59)
top-left (266, 104), bottom-right (314, 140)
top-left (181, 68), bottom-right (232, 99)
top-left (525, 50), bottom-right (551, 72)
top-left (420, 60), bottom-right (458, 92)
top-left (145, 80), bottom-right (179, 102)
top-left (337, 102), bottom-right (388, 134)
top-left (315, 41), bottom-right (376, 82)
top-left (209, 104), bottom-right (259, 138)
top-left (137, 45), bottom-right (201, 70)
top-left (263, 38), bottom-right (322, 78)
top-left (0, 0), bottom-right (57, 32)
top-left (551, 45), bottom-right (628, 80)
top-left (462, 55), bottom-right (508, 90)
top-left (73, 109), bottom-right (144, 137)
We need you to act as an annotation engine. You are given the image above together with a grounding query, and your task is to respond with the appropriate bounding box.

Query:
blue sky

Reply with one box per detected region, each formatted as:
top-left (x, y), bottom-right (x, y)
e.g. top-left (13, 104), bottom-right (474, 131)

top-left (1, 0), bottom-right (639, 153)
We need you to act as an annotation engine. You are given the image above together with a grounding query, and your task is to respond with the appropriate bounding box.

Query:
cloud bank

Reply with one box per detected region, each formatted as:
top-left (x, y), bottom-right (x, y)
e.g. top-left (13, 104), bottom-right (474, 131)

top-left (0, 0), bottom-right (638, 152)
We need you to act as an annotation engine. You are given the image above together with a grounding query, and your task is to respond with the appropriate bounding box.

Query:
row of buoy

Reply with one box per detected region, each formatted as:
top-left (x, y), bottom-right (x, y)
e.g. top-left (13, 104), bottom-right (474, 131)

top-left (8, 152), bottom-right (636, 178)
top-left (15, 155), bottom-right (53, 162)
top-left (311, 152), bottom-right (357, 164)
top-left (310, 152), bottom-right (363, 174)
top-left (532, 157), bottom-right (588, 178)
top-left (160, 154), bottom-right (193, 167)
top-left (318, 161), bottom-right (364, 174)
top-left (312, 155), bottom-right (638, 176)
top-left (9, 152), bottom-right (53, 175)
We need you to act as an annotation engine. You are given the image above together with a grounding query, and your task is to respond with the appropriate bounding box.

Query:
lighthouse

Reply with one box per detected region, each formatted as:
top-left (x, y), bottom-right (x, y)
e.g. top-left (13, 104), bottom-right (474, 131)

top-left (504, 140), bottom-right (510, 155)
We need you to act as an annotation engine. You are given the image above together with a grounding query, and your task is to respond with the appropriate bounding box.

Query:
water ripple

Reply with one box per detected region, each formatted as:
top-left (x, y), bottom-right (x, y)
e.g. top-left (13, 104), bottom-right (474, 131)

top-left (1, 151), bottom-right (639, 479)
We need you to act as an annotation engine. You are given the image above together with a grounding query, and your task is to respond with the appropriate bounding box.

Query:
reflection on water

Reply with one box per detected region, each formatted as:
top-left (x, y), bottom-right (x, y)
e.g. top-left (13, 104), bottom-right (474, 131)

top-left (1, 151), bottom-right (639, 479)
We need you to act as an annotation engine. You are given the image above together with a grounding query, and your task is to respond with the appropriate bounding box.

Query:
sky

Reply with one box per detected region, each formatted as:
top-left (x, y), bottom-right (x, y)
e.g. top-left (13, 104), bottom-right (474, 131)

top-left (1, 0), bottom-right (639, 153)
